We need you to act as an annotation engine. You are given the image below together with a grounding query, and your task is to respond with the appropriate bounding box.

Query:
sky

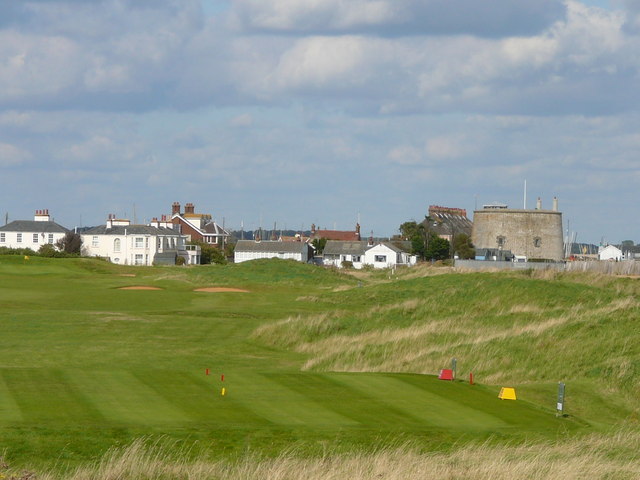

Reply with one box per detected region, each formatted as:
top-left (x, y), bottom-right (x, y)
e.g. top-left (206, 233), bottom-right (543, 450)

top-left (0, 0), bottom-right (638, 244)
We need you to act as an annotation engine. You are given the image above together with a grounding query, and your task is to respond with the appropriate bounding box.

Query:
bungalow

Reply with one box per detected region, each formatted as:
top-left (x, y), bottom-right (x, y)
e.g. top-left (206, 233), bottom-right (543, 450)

top-left (364, 242), bottom-right (417, 269)
top-left (323, 240), bottom-right (416, 269)
top-left (323, 240), bottom-right (368, 268)
top-left (0, 210), bottom-right (68, 250)
top-left (82, 215), bottom-right (191, 266)
top-left (234, 240), bottom-right (314, 263)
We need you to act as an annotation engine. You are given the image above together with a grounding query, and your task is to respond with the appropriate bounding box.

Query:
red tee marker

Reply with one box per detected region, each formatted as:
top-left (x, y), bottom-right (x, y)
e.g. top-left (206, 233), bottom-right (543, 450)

top-left (438, 369), bottom-right (454, 380)
top-left (206, 368), bottom-right (210, 376)
top-left (221, 374), bottom-right (224, 382)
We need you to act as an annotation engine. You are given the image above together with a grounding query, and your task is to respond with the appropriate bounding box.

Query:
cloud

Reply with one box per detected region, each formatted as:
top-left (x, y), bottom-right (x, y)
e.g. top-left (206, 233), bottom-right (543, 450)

top-left (230, 0), bottom-right (566, 37)
top-left (0, 142), bottom-right (32, 166)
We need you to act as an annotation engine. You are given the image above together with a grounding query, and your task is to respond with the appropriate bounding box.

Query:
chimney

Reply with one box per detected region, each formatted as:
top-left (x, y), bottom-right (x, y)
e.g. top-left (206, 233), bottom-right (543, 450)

top-left (311, 223), bottom-right (316, 234)
top-left (185, 203), bottom-right (195, 214)
top-left (356, 222), bottom-right (361, 234)
top-left (34, 209), bottom-right (51, 222)
top-left (172, 202), bottom-right (181, 215)
top-left (552, 197), bottom-right (558, 211)
top-left (368, 231), bottom-right (374, 247)
top-left (536, 197), bottom-right (542, 210)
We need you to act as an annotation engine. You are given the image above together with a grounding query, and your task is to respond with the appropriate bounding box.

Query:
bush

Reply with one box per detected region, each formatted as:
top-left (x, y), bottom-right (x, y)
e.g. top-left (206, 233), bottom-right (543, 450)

top-left (341, 260), bottom-right (354, 269)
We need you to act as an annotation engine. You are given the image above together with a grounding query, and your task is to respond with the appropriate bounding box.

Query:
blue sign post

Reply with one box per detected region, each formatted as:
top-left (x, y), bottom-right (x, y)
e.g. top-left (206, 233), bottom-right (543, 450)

top-left (557, 382), bottom-right (565, 416)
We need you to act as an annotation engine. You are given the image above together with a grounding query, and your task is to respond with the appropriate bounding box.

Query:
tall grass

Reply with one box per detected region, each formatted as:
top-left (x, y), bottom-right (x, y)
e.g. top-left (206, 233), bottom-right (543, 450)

top-left (252, 272), bottom-right (640, 399)
top-left (12, 431), bottom-right (638, 480)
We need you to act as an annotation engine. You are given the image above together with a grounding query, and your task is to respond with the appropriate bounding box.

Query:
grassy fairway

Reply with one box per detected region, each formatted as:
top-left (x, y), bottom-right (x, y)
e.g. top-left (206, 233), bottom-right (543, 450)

top-left (0, 256), bottom-right (632, 473)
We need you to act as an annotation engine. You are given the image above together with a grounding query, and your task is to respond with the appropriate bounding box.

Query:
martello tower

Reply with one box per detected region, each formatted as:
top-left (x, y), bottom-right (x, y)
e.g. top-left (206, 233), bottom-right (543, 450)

top-left (472, 197), bottom-right (564, 261)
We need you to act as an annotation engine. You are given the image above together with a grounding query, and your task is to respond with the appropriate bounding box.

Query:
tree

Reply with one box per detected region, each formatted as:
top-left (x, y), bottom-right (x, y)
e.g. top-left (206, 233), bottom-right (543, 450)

top-left (55, 232), bottom-right (82, 254)
top-left (399, 221), bottom-right (429, 259)
top-left (425, 233), bottom-right (450, 261)
top-left (190, 241), bottom-right (227, 265)
top-left (452, 233), bottom-right (475, 259)
top-left (312, 237), bottom-right (327, 255)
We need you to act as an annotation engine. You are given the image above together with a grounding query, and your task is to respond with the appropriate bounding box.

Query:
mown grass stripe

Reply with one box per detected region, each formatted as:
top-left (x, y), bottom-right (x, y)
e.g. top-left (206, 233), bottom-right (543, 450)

top-left (130, 370), bottom-right (272, 427)
top-left (2, 368), bottom-right (105, 423)
top-left (229, 372), bottom-right (359, 427)
top-left (266, 373), bottom-right (426, 428)
top-left (330, 373), bottom-right (509, 430)
top-left (66, 369), bottom-right (190, 425)
top-left (0, 370), bottom-right (23, 422)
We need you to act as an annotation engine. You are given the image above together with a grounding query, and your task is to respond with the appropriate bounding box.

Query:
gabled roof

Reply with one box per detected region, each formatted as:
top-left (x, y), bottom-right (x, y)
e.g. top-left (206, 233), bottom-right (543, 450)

top-left (203, 221), bottom-right (230, 236)
top-left (323, 240), bottom-right (369, 256)
top-left (235, 240), bottom-right (310, 253)
top-left (83, 225), bottom-right (181, 236)
top-left (0, 220), bottom-right (68, 234)
top-left (312, 230), bottom-right (360, 241)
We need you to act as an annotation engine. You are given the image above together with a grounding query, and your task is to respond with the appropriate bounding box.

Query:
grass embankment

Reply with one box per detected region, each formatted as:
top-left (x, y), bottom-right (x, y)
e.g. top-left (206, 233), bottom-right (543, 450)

top-left (254, 268), bottom-right (640, 424)
top-left (0, 256), bottom-right (639, 477)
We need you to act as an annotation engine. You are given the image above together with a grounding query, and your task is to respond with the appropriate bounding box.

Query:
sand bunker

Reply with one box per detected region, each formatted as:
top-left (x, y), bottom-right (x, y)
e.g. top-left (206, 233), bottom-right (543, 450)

top-left (117, 274), bottom-right (136, 277)
top-left (118, 286), bottom-right (162, 290)
top-left (194, 287), bottom-right (250, 293)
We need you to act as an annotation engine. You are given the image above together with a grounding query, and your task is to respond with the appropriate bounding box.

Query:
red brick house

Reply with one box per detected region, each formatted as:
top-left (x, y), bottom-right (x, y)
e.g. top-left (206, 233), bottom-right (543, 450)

top-left (170, 202), bottom-right (230, 247)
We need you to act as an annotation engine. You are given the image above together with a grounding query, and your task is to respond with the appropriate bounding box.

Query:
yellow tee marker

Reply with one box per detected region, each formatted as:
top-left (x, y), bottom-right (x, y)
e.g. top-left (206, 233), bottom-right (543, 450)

top-left (221, 387), bottom-right (226, 396)
top-left (24, 256), bottom-right (30, 261)
top-left (498, 387), bottom-right (517, 400)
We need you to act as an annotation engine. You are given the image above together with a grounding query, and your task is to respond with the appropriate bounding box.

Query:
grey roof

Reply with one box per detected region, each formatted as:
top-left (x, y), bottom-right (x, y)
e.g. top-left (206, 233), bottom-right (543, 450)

top-left (83, 225), bottom-right (181, 236)
top-left (0, 220), bottom-right (69, 234)
top-left (323, 240), bottom-right (369, 256)
top-left (235, 240), bottom-right (310, 253)
top-left (422, 213), bottom-right (473, 237)
top-left (203, 222), bottom-right (230, 236)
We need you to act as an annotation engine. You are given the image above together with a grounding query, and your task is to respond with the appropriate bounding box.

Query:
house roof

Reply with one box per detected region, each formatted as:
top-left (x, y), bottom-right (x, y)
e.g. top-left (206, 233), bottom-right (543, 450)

top-left (421, 207), bottom-right (473, 237)
top-left (203, 222), bottom-right (230, 236)
top-left (83, 225), bottom-right (181, 236)
top-left (323, 241), bottom-right (369, 256)
top-left (311, 230), bottom-right (361, 241)
top-left (0, 220), bottom-right (68, 234)
top-left (235, 240), bottom-right (310, 253)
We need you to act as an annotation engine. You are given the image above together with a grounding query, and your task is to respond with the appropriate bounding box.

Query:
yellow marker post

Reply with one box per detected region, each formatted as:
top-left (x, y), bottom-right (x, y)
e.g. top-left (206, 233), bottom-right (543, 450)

top-left (498, 387), bottom-right (517, 400)
top-left (221, 387), bottom-right (226, 396)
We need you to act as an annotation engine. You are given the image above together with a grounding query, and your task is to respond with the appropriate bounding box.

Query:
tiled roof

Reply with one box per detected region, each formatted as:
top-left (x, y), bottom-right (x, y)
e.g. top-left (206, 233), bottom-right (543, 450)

top-left (0, 220), bottom-right (69, 234)
top-left (312, 230), bottom-right (361, 241)
top-left (323, 241), bottom-right (369, 256)
top-left (82, 225), bottom-right (181, 236)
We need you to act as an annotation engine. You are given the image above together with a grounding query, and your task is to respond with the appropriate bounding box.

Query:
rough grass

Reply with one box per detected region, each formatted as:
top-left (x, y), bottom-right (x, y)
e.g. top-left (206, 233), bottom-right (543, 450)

top-left (8, 431), bottom-right (638, 480)
top-left (252, 271), bottom-right (640, 405)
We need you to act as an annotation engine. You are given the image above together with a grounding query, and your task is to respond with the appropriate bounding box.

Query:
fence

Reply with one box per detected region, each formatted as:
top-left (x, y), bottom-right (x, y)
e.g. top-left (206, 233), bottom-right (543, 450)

top-left (454, 259), bottom-right (640, 275)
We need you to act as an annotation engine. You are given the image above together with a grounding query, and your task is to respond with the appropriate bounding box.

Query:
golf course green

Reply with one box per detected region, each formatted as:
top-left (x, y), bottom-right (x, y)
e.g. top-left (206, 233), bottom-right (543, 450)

top-left (0, 255), bottom-right (638, 475)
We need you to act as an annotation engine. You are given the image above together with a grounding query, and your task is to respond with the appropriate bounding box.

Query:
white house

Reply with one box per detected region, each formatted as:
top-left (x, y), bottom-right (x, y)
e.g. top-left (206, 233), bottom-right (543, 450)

top-left (234, 240), bottom-right (314, 263)
top-left (82, 216), bottom-right (193, 266)
top-left (322, 241), bottom-right (417, 269)
top-left (0, 210), bottom-right (69, 250)
top-left (598, 244), bottom-right (623, 261)
top-left (322, 241), bottom-right (368, 269)
top-left (363, 242), bottom-right (417, 269)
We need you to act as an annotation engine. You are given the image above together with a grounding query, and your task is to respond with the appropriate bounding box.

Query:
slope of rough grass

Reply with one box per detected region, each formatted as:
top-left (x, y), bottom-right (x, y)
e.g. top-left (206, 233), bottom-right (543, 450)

top-left (9, 431), bottom-right (639, 480)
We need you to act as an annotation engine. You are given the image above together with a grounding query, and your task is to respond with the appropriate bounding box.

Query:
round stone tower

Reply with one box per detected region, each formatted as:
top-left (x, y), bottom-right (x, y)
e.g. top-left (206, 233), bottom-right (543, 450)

top-left (472, 198), bottom-right (564, 261)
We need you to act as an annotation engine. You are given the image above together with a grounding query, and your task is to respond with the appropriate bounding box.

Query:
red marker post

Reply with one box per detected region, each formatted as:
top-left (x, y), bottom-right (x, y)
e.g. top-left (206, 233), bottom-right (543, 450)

top-left (221, 374), bottom-right (224, 382)
top-left (469, 372), bottom-right (474, 385)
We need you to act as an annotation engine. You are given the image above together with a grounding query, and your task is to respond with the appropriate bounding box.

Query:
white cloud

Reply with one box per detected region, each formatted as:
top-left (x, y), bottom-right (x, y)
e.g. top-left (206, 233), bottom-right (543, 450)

top-left (0, 142), bottom-right (32, 166)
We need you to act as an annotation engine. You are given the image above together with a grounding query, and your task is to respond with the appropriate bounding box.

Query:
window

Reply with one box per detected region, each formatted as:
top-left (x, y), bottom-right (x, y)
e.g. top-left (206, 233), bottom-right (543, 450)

top-left (33, 233), bottom-right (39, 243)
top-left (114, 238), bottom-right (121, 252)
top-left (374, 255), bottom-right (387, 263)
top-left (17, 233), bottom-right (22, 243)
top-left (353, 255), bottom-right (361, 262)
top-left (496, 236), bottom-right (506, 247)
top-left (533, 237), bottom-right (542, 248)
top-left (92, 236), bottom-right (99, 247)
top-left (48, 233), bottom-right (54, 244)
top-left (145, 237), bottom-right (149, 249)
top-left (0, 233), bottom-right (5, 243)
top-left (135, 237), bottom-right (144, 248)
top-left (134, 254), bottom-right (144, 265)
